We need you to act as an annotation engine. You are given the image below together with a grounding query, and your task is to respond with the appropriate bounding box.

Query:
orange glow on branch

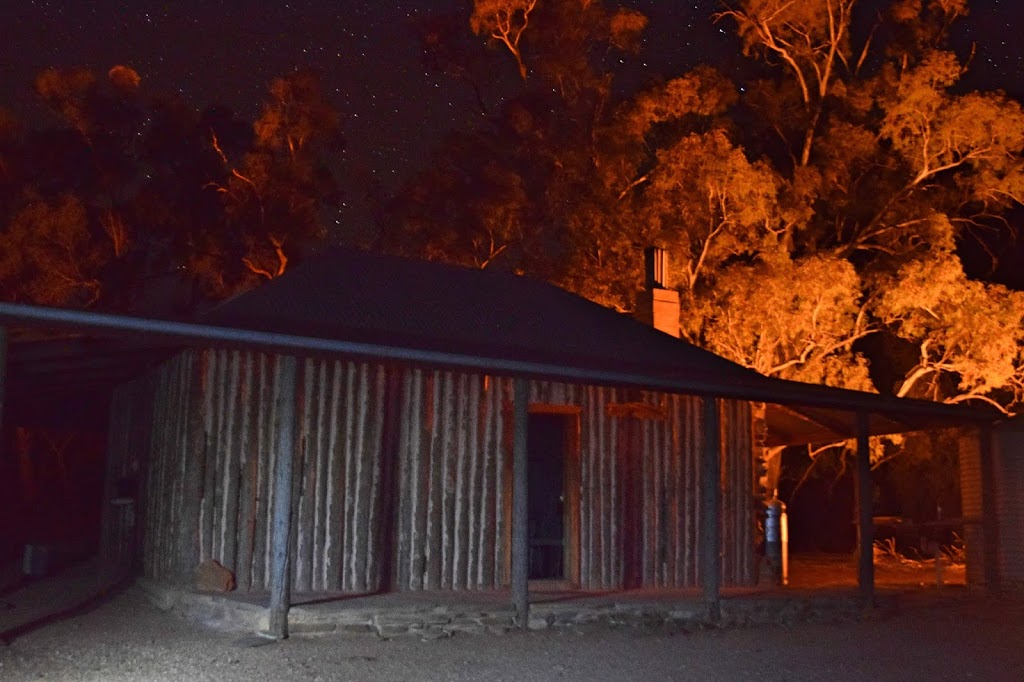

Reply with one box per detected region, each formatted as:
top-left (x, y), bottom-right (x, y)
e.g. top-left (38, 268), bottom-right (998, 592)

top-left (242, 235), bottom-right (288, 280)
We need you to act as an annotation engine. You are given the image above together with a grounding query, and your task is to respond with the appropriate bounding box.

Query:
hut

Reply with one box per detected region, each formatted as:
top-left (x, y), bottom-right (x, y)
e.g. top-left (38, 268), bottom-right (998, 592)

top-left (103, 248), bottom-right (769, 598)
top-left (1, 248), bottom-right (997, 635)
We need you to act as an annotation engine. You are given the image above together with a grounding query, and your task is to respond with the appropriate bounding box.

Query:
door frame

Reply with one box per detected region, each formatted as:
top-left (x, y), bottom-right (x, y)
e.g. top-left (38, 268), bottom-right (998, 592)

top-left (503, 403), bottom-right (581, 588)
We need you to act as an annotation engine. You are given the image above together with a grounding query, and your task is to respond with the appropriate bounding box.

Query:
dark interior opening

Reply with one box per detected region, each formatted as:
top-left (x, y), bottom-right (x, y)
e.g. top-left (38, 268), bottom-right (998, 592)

top-left (527, 413), bottom-right (567, 580)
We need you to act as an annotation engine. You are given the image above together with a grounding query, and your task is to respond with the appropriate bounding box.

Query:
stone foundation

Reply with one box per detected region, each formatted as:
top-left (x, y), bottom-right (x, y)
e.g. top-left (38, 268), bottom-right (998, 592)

top-left (137, 579), bottom-right (899, 640)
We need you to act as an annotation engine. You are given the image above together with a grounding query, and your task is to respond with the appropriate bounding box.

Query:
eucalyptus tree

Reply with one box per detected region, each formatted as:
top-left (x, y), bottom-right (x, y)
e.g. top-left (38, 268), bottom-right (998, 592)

top-left (389, 0), bottom-right (1024, 417)
top-left (0, 66), bottom-right (343, 310)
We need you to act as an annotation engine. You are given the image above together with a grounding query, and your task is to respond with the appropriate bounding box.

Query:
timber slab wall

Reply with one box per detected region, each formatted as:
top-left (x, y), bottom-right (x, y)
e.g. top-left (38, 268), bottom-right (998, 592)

top-left (109, 349), bottom-right (756, 594)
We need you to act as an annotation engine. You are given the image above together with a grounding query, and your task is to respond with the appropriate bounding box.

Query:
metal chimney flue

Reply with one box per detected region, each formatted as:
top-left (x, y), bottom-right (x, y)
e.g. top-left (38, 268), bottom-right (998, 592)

top-left (645, 246), bottom-right (668, 290)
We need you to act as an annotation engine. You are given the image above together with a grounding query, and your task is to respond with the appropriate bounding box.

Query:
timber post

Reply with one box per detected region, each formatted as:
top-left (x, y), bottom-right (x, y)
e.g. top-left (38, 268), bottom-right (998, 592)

top-left (376, 367), bottom-right (403, 593)
top-left (0, 326), bottom-right (6, 463)
top-left (511, 377), bottom-right (530, 627)
top-left (700, 395), bottom-right (721, 618)
top-left (855, 411), bottom-right (874, 603)
top-left (268, 355), bottom-right (298, 639)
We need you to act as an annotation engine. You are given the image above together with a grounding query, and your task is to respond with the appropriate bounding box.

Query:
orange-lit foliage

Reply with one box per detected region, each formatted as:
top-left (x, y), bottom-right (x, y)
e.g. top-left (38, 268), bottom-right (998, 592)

top-left (107, 65), bottom-right (141, 91)
top-left (471, 0), bottom-right (538, 80)
top-left (391, 0), bottom-right (1024, 419)
top-left (387, 0), bottom-right (657, 303)
top-left (716, 0), bottom-right (857, 167)
top-left (34, 67), bottom-right (97, 137)
top-left (191, 70), bottom-right (340, 298)
top-left (0, 196), bottom-right (106, 307)
top-left (0, 65), bottom-right (340, 311)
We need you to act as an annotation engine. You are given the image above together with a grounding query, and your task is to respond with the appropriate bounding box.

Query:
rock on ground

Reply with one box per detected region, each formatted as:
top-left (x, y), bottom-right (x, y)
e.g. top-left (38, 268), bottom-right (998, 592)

top-left (194, 560), bottom-right (235, 593)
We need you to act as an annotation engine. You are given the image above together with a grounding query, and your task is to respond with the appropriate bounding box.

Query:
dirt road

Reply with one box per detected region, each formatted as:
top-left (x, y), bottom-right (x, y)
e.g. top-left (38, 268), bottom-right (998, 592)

top-left (2, 586), bottom-right (1022, 681)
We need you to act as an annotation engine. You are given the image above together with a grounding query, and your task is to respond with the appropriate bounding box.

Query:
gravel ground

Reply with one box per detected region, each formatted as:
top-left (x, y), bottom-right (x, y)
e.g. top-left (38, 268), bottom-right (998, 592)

top-left (1, 586), bottom-right (1022, 681)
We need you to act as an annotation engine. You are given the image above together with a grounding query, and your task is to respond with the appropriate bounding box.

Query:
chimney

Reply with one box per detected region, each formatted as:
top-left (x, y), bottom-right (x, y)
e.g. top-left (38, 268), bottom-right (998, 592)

top-left (636, 247), bottom-right (680, 338)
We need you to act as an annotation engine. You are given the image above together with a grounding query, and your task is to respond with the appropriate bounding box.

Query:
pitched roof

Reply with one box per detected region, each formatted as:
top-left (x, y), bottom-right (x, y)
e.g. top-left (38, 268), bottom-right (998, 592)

top-left (202, 248), bottom-right (996, 441)
top-left (204, 247), bottom-right (756, 386)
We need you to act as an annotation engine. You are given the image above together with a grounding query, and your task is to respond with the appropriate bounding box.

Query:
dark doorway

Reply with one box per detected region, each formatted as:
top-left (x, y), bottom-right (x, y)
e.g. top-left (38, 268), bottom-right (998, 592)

top-left (617, 417), bottom-right (645, 589)
top-left (527, 413), bottom-right (569, 580)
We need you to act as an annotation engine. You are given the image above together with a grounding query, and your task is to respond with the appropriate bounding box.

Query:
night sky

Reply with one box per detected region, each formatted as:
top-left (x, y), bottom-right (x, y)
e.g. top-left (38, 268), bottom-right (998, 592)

top-left (2, 1), bottom-right (1024, 227)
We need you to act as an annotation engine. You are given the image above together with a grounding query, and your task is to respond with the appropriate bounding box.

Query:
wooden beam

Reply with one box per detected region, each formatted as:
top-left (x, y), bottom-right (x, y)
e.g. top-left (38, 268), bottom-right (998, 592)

top-left (267, 355), bottom-right (298, 639)
top-left (700, 395), bottom-right (721, 615)
top-left (511, 377), bottom-right (529, 627)
top-left (0, 326), bottom-right (6, 462)
top-left (855, 411), bottom-right (874, 603)
top-left (0, 301), bottom-right (998, 425)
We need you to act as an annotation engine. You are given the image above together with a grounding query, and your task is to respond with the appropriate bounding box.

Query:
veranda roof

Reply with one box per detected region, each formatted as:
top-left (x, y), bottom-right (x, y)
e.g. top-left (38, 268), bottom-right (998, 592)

top-left (0, 248), bottom-right (997, 440)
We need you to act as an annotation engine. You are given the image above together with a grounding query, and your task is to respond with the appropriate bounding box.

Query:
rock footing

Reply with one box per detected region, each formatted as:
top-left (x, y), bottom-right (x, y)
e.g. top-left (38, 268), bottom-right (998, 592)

top-left (137, 579), bottom-right (898, 640)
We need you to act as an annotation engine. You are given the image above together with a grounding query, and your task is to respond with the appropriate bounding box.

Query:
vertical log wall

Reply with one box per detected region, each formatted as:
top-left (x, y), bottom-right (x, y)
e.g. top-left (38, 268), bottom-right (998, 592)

top-left (108, 349), bottom-right (755, 592)
top-left (720, 399), bottom-right (756, 586)
top-left (392, 370), bottom-right (509, 590)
